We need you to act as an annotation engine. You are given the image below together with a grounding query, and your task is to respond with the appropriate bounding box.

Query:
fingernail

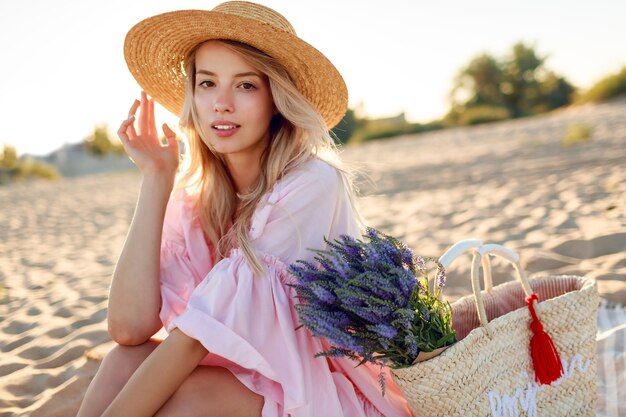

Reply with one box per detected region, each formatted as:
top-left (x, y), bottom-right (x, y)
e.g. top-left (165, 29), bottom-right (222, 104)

top-left (127, 115), bottom-right (135, 120)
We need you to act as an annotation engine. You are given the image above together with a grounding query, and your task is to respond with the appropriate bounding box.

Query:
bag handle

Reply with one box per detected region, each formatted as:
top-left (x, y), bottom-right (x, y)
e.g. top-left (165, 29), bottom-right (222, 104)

top-left (472, 244), bottom-right (565, 385)
top-left (438, 239), bottom-right (494, 292)
top-left (471, 244), bottom-right (534, 326)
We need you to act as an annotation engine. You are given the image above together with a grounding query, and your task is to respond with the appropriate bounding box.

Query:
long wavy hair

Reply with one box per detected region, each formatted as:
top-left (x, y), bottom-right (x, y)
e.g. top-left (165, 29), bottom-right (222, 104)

top-left (177, 39), bottom-right (360, 274)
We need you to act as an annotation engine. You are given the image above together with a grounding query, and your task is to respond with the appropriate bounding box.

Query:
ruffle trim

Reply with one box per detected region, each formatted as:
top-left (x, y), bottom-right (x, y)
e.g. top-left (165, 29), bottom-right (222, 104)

top-left (227, 247), bottom-right (297, 286)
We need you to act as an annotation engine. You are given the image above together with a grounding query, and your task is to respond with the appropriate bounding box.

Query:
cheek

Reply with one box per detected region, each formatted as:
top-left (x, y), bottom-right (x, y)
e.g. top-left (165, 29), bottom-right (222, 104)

top-left (258, 95), bottom-right (276, 121)
top-left (194, 90), bottom-right (217, 111)
top-left (193, 93), bottom-right (206, 113)
top-left (239, 96), bottom-right (272, 121)
top-left (192, 96), bottom-right (202, 120)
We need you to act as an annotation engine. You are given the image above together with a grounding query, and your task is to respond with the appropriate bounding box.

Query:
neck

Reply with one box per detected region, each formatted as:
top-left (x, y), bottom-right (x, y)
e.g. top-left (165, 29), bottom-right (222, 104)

top-left (224, 153), bottom-right (262, 194)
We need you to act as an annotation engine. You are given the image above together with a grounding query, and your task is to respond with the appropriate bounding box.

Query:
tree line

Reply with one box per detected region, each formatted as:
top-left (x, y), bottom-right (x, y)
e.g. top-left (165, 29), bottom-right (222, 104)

top-left (332, 41), bottom-right (626, 145)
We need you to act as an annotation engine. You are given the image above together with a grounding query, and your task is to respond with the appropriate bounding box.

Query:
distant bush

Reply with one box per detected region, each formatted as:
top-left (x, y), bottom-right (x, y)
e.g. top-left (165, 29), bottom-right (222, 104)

top-left (360, 126), bottom-right (405, 141)
top-left (84, 125), bottom-right (125, 156)
top-left (360, 122), bottom-right (443, 141)
top-left (0, 144), bottom-right (17, 169)
top-left (455, 105), bottom-right (511, 126)
top-left (561, 123), bottom-right (593, 147)
top-left (1, 144), bottom-right (21, 184)
top-left (576, 66), bottom-right (626, 103)
top-left (15, 159), bottom-right (61, 180)
top-left (331, 108), bottom-right (359, 145)
top-left (406, 122), bottom-right (445, 135)
top-left (449, 42), bottom-right (576, 123)
top-left (0, 144), bottom-right (61, 184)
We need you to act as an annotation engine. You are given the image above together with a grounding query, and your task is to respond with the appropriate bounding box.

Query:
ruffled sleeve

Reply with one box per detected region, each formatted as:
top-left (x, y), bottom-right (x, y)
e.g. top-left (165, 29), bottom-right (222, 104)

top-left (159, 189), bottom-right (214, 330)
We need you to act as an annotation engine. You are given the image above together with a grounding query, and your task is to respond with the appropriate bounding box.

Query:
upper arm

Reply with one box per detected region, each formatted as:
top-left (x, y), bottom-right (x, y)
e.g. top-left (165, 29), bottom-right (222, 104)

top-left (159, 189), bottom-right (214, 330)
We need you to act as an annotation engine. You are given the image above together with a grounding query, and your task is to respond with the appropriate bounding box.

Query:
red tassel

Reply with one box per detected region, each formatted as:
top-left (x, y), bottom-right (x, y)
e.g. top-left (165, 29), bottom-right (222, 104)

top-left (525, 293), bottom-right (564, 385)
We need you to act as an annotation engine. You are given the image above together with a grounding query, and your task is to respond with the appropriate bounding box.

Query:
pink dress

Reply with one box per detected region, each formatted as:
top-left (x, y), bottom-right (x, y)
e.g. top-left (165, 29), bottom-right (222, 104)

top-left (159, 158), bottom-right (413, 417)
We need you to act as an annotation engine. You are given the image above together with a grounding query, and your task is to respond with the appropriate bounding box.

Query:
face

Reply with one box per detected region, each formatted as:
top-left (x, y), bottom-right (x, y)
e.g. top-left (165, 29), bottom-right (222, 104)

top-left (193, 41), bottom-right (275, 164)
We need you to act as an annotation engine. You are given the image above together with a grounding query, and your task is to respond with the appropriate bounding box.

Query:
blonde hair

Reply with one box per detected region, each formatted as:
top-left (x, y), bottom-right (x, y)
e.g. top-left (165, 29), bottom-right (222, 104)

top-left (177, 40), bottom-right (359, 274)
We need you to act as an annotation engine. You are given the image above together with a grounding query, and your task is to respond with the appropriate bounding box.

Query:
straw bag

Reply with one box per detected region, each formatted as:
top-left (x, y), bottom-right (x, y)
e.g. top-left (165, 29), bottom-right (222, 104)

top-left (391, 240), bottom-right (599, 416)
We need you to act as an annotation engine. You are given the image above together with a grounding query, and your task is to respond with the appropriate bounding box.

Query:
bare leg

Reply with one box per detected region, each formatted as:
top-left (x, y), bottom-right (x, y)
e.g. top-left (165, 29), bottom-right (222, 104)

top-left (155, 366), bottom-right (264, 417)
top-left (77, 340), bottom-right (160, 417)
top-left (77, 340), bottom-right (264, 417)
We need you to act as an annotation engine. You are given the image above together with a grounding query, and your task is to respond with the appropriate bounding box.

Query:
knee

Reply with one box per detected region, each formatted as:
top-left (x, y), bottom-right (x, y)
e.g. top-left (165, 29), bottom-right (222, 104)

top-left (77, 342), bottom-right (158, 417)
top-left (154, 370), bottom-right (221, 417)
top-left (155, 367), bottom-right (264, 417)
top-left (98, 342), bottom-right (156, 385)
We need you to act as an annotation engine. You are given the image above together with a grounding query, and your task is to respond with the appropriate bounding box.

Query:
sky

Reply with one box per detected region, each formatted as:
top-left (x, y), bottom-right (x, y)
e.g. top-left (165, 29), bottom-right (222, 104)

top-left (0, 0), bottom-right (624, 156)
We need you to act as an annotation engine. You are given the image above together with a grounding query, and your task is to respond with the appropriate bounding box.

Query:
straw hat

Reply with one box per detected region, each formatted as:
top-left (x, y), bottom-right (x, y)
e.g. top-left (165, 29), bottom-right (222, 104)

top-left (124, 1), bottom-right (347, 129)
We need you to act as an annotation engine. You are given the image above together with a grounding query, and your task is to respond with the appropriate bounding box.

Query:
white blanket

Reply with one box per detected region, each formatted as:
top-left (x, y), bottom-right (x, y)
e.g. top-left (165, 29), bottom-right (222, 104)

top-left (597, 299), bottom-right (626, 417)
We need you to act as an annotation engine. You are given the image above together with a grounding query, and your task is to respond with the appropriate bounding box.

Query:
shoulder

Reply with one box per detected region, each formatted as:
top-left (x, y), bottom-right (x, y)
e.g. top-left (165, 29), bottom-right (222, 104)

top-left (272, 158), bottom-right (343, 200)
top-left (250, 158), bottom-right (360, 263)
top-left (291, 157), bottom-right (339, 180)
top-left (248, 158), bottom-right (347, 239)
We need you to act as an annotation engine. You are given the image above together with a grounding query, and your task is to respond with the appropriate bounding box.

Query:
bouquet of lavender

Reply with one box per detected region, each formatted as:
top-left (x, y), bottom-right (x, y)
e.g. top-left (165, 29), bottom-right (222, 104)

top-left (288, 227), bottom-right (456, 394)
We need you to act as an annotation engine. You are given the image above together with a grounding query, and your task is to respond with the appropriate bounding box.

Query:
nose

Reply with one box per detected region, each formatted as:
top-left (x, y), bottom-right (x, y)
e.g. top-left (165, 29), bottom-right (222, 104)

top-left (213, 88), bottom-right (234, 114)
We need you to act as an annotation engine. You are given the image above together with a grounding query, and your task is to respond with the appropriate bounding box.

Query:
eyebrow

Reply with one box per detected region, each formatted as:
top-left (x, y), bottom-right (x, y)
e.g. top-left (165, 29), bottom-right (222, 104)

top-left (196, 69), bottom-right (262, 78)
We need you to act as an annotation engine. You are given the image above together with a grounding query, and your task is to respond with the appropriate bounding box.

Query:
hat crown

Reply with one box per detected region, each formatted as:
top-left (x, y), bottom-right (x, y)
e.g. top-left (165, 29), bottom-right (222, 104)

top-left (212, 1), bottom-right (296, 35)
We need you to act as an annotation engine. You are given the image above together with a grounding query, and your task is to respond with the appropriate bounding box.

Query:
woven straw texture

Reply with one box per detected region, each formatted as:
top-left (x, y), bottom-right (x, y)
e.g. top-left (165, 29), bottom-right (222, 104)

top-left (392, 275), bottom-right (599, 416)
top-left (124, 1), bottom-right (347, 128)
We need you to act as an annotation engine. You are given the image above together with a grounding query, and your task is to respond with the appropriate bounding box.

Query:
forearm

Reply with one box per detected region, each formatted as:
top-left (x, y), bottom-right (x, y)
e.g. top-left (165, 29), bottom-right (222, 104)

top-left (108, 173), bottom-right (175, 343)
top-left (102, 329), bottom-right (208, 417)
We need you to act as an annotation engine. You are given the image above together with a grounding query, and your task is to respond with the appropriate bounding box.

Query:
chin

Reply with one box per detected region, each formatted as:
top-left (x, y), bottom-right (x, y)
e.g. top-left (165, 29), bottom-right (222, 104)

top-left (203, 139), bottom-right (229, 154)
top-left (211, 145), bottom-right (242, 157)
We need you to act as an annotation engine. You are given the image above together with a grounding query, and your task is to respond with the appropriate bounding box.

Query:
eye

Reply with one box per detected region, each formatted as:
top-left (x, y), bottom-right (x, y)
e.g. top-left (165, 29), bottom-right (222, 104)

top-left (198, 80), bottom-right (215, 88)
top-left (239, 82), bottom-right (256, 91)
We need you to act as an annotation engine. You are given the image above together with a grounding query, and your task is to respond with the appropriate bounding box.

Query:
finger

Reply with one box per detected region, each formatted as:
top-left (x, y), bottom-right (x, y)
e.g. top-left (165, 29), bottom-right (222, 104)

top-left (162, 123), bottom-right (180, 152)
top-left (148, 98), bottom-right (157, 137)
top-left (118, 125), bottom-right (130, 145)
top-left (162, 123), bottom-right (176, 141)
top-left (128, 99), bottom-right (140, 118)
top-left (139, 91), bottom-right (148, 136)
top-left (125, 115), bottom-right (138, 142)
top-left (118, 115), bottom-right (136, 144)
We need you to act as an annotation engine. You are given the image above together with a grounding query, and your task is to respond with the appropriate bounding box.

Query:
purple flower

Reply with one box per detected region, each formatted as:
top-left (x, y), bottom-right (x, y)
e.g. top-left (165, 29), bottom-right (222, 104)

top-left (365, 227), bottom-right (379, 240)
top-left (415, 256), bottom-right (426, 272)
top-left (366, 323), bottom-right (398, 339)
top-left (378, 367), bottom-right (388, 397)
top-left (339, 235), bottom-right (362, 258)
top-left (329, 253), bottom-right (351, 279)
top-left (393, 267), bottom-right (418, 300)
top-left (403, 333), bottom-right (419, 358)
top-left (400, 244), bottom-right (415, 270)
top-left (436, 268), bottom-right (447, 288)
top-left (311, 284), bottom-right (336, 304)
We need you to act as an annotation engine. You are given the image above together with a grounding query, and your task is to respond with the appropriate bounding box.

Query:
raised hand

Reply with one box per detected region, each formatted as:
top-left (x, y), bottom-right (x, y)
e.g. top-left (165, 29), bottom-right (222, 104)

top-left (117, 91), bottom-right (180, 177)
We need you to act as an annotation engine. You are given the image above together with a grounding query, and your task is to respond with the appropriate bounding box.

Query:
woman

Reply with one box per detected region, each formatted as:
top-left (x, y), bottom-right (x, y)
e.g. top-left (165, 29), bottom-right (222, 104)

top-left (77, 2), bottom-right (413, 416)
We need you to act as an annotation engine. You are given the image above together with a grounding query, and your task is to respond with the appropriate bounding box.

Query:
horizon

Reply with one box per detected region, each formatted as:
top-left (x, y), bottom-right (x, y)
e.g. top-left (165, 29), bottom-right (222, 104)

top-left (1, 0), bottom-right (625, 157)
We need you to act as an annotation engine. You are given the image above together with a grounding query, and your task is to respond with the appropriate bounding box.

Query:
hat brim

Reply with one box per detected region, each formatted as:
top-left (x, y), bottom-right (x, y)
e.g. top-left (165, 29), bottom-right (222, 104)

top-left (124, 10), bottom-right (348, 129)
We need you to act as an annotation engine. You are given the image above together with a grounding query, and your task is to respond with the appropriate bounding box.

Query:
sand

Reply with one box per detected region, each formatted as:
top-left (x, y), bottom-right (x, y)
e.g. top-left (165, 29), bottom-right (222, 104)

top-left (1, 99), bottom-right (624, 416)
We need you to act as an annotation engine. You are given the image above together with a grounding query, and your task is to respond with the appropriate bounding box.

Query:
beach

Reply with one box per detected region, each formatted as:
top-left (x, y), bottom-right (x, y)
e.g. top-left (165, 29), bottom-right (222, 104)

top-left (1, 99), bottom-right (624, 416)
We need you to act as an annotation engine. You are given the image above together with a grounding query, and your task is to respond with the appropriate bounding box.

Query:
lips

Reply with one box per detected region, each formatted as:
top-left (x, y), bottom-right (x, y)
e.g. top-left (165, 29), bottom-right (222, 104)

top-left (210, 120), bottom-right (241, 138)
top-left (211, 121), bottom-right (241, 130)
